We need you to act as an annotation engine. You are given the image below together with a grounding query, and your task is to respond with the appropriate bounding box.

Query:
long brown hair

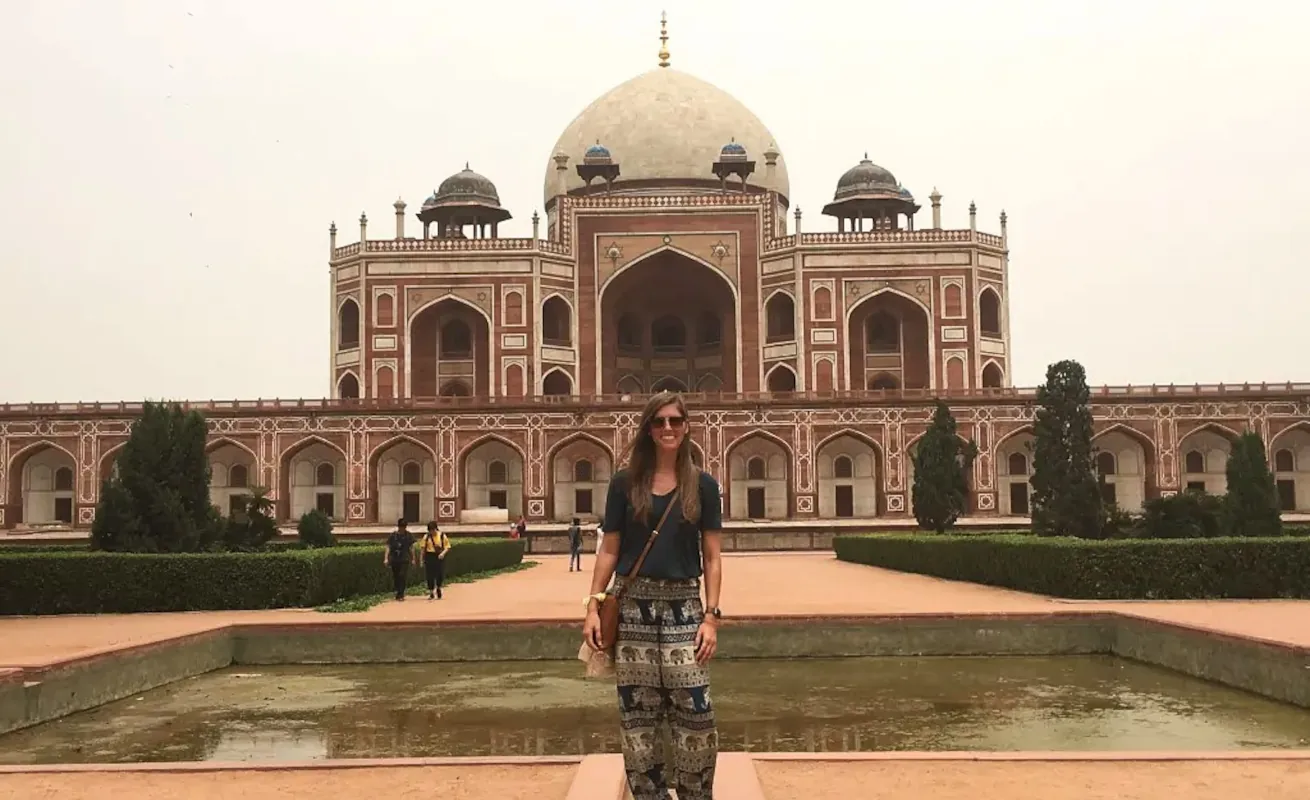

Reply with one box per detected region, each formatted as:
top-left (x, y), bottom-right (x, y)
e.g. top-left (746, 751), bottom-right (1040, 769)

top-left (621, 391), bottom-right (702, 523)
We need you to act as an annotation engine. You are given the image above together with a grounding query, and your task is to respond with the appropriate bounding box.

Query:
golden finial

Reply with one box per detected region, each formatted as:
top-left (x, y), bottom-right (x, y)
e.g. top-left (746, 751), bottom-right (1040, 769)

top-left (658, 11), bottom-right (670, 68)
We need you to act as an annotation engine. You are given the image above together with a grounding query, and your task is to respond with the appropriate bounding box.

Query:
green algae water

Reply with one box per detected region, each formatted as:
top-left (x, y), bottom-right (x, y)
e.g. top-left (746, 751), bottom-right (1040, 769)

top-left (3, 655), bottom-right (1309, 764)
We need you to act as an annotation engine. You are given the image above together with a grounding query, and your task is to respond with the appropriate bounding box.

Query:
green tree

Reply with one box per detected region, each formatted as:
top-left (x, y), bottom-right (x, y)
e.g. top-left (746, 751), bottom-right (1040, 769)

top-left (911, 400), bottom-right (979, 533)
top-left (297, 508), bottom-right (335, 549)
top-left (224, 487), bottom-right (280, 551)
top-left (1030, 360), bottom-right (1103, 537)
top-left (91, 401), bottom-right (220, 552)
top-left (1223, 431), bottom-right (1282, 538)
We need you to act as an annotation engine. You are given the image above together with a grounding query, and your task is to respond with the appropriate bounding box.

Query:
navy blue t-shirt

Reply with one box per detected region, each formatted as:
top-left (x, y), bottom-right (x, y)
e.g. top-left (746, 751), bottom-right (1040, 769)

top-left (602, 469), bottom-right (723, 580)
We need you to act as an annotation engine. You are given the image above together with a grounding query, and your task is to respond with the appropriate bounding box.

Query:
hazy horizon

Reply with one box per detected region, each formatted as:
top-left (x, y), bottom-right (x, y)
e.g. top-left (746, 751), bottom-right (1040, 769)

top-left (3, 0), bottom-right (1307, 403)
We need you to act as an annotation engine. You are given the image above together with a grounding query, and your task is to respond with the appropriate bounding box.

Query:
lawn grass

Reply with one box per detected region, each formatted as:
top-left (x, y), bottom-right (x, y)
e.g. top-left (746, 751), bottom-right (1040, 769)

top-left (315, 560), bottom-right (539, 613)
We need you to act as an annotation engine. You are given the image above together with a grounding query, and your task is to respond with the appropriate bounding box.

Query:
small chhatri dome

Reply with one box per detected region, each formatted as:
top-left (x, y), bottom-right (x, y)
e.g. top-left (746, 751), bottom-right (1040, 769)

top-left (822, 152), bottom-right (920, 225)
top-left (719, 138), bottom-right (748, 162)
top-left (834, 154), bottom-right (900, 201)
top-left (418, 163), bottom-right (512, 237)
top-left (424, 164), bottom-right (501, 209)
top-left (583, 140), bottom-right (613, 165)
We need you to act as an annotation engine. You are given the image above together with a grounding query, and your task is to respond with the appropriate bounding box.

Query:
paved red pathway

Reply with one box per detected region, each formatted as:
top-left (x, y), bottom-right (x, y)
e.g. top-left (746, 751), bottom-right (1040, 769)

top-left (3, 552), bottom-right (1308, 671)
top-left (3, 553), bottom-right (1309, 799)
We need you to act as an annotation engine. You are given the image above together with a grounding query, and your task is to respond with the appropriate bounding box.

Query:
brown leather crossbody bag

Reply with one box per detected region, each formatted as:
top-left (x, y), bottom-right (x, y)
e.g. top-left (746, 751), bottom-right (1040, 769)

top-left (597, 489), bottom-right (680, 653)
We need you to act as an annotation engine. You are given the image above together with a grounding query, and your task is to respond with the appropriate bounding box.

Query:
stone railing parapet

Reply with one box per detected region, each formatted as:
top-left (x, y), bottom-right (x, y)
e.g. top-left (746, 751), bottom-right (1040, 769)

top-left (4, 383), bottom-right (1307, 419)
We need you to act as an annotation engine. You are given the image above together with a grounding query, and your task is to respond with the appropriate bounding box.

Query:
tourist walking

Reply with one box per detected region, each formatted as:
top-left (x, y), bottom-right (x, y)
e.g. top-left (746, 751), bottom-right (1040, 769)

top-left (567, 516), bottom-right (583, 572)
top-left (421, 521), bottom-right (451, 599)
top-left (383, 518), bottom-right (417, 601)
top-left (581, 391), bottom-right (723, 800)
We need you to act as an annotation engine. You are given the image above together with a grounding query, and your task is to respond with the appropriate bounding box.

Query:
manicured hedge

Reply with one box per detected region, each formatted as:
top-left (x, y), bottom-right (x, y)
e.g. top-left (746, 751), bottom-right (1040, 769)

top-left (0, 538), bottom-right (524, 616)
top-left (834, 533), bottom-right (1310, 599)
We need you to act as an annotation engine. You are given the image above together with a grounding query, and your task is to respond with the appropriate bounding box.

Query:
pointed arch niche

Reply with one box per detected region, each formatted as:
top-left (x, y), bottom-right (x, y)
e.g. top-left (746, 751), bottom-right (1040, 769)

top-left (372, 437), bottom-right (436, 524)
top-left (408, 296), bottom-right (491, 398)
top-left (599, 248), bottom-right (739, 394)
top-left (462, 437), bottom-right (524, 518)
top-left (726, 434), bottom-right (790, 520)
top-left (765, 363), bottom-right (797, 393)
top-left (994, 429), bottom-right (1034, 516)
top-left (281, 438), bottom-right (347, 521)
top-left (1270, 425), bottom-right (1310, 511)
top-left (9, 443), bottom-right (77, 526)
top-left (847, 288), bottom-right (933, 391)
top-left (1178, 426), bottom-right (1235, 495)
top-left (816, 433), bottom-right (879, 518)
top-left (208, 440), bottom-right (257, 517)
top-left (1092, 426), bottom-right (1153, 513)
top-left (550, 436), bottom-right (613, 521)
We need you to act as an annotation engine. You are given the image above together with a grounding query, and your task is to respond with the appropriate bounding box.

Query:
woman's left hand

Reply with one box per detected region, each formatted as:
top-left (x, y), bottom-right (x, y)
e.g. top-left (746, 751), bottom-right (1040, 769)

top-left (693, 619), bottom-right (718, 665)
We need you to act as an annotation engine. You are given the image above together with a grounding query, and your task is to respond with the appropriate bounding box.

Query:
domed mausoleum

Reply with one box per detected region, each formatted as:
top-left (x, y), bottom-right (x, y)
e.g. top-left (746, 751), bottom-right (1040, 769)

top-left (9, 15), bottom-right (1298, 538)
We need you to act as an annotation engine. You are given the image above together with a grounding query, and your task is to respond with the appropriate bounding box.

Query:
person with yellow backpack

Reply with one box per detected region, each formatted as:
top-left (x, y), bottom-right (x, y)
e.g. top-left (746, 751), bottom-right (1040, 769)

top-left (421, 521), bottom-right (452, 600)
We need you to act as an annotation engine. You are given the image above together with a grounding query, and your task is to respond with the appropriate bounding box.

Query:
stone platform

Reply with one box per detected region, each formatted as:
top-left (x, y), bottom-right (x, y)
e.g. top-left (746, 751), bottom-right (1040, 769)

top-left (1, 553), bottom-right (1308, 798)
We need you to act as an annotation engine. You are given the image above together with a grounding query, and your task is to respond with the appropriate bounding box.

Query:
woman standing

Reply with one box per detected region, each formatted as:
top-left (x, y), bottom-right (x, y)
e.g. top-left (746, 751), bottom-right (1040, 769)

top-left (582, 391), bottom-right (723, 800)
top-left (421, 521), bottom-right (450, 600)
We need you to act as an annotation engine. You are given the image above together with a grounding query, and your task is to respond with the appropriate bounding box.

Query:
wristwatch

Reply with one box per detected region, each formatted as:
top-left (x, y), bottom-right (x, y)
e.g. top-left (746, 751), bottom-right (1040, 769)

top-left (583, 592), bottom-right (607, 609)
top-left (707, 606), bottom-right (722, 620)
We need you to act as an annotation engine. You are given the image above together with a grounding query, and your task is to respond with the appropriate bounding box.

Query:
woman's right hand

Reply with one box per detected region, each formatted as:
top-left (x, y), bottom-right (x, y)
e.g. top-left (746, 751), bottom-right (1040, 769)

top-left (582, 608), bottom-right (603, 650)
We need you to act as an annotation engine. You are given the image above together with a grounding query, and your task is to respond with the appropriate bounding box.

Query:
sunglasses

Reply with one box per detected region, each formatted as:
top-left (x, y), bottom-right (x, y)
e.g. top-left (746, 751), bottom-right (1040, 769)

top-left (650, 414), bottom-right (686, 430)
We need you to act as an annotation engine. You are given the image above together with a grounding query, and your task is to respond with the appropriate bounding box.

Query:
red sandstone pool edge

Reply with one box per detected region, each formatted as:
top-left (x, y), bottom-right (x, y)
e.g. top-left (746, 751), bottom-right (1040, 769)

top-left (4, 751), bottom-right (1310, 800)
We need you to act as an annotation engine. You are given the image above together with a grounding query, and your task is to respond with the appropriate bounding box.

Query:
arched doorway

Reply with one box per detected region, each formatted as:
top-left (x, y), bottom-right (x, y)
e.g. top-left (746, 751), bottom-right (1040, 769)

top-left (281, 438), bottom-right (347, 521)
top-left (551, 437), bottom-right (613, 521)
top-left (1091, 428), bottom-right (1154, 512)
top-left (600, 250), bottom-right (737, 393)
top-left (1178, 426), bottom-right (1234, 495)
top-left (542, 369), bottom-right (573, 396)
top-left (726, 434), bottom-right (789, 519)
top-left (847, 290), bottom-right (931, 391)
top-left (463, 438), bottom-right (524, 517)
top-left (372, 438), bottom-right (436, 524)
top-left (766, 364), bottom-right (797, 393)
top-left (410, 298), bottom-right (491, 397)
top-left (995, 430), bottom-right (1034, 516)
top-left (8, 443), bottom-right (77, 526)
top-left (542, 296), bottom-right (572, 347)
top-left (208, 441), bottom-right (257, 518)
top-left (338, 372), bottom-right (360, 400)
top-left (338, 298), bottom-right (360, 349)
top-left (816, 434), bottom-right (879, 517)
top-left (1270, 426), bottom-right (1310, 511)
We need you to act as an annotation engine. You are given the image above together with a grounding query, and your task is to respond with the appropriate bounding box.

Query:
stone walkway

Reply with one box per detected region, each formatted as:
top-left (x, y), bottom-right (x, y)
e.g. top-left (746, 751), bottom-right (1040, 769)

top-left (3, 552), bottom-right (1309, 671)
top-left (3, 552), bottom-right (1309, 799)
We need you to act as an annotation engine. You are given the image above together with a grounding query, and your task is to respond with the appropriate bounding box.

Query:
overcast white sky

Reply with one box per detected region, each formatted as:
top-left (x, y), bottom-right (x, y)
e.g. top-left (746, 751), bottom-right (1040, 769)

top-left (2, 0), bottom-right (1307, 403)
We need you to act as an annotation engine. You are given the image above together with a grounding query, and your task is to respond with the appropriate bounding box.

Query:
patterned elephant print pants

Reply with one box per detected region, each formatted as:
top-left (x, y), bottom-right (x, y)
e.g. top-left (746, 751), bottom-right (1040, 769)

top-left (614, 577), bottom-right (717, 799)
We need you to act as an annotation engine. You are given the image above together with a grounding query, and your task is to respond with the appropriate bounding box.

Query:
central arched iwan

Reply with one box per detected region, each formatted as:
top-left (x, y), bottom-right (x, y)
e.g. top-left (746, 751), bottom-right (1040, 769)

top-left (599, 249), bottom-right (739, 394)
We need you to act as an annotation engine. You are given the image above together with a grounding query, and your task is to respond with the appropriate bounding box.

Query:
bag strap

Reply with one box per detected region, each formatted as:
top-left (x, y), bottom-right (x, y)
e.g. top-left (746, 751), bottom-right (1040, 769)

top-left (621, 488), bottom-right (680, 584)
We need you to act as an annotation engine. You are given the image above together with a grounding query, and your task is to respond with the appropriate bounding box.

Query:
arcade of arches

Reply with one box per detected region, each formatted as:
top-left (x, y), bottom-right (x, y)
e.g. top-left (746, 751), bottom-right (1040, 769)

top-left (995, 428), bottom-right (1154, 516)
top-left (602, 251), bottom-right (737, 394)
top-left (7, 422), bottom-right (1308, 527)
top-left (848, 291), bottom-right (931, 391)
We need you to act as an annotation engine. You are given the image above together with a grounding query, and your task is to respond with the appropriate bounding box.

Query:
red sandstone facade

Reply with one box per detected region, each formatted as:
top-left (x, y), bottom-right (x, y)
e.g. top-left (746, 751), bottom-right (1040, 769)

top-left (4, 55), bottom-right (1309, 530)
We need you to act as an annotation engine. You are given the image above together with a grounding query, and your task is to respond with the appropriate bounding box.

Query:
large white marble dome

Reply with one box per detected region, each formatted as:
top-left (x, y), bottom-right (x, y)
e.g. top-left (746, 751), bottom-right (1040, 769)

top-left (543, 67), bottom-right (790, 206)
